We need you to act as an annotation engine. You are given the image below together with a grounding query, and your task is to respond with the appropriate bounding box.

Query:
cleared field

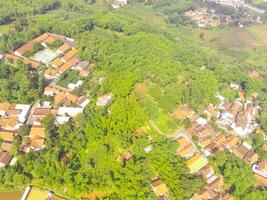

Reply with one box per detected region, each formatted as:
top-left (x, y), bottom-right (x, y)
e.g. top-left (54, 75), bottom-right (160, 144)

top-left (214, 28), bottom-right (260, 51)
top-left (0, 191), bottom-right (23, 200)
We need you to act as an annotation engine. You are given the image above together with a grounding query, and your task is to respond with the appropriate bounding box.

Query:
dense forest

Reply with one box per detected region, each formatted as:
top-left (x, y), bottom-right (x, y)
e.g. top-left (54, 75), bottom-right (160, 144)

top-left (0, 0), bottom-right (267, 199)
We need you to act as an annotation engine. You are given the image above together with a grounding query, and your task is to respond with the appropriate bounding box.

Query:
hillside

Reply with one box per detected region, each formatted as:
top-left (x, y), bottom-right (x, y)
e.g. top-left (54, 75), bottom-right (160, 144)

top-left (0, 0), bottom-right (267, 200)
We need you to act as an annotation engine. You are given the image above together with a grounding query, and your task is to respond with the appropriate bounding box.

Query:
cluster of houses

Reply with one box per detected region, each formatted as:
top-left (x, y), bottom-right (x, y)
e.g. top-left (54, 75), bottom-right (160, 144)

top-left (184, 8), bottom-right (232, 28)
top-left (0, 103), bottom-right (31, 168)
top-left (172, 91), bottom-right (267, 199)
top-left (0, 33), bottom-right (115, 170)
top-left (216, 95), bottom-right (260, 136)
top-left (4, 33), bottom-right (90, 80)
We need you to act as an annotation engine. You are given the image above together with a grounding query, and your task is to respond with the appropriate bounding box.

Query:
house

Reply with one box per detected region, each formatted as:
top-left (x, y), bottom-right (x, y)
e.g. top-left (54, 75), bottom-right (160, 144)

top-left (203, 142), bottom-right (221, 157)
top-left (21, 186), bottom-right (54, 200)
top-left (23, 59), bottom-right (41, 70)
top-left (173, 105), bottom-right (194, 120)
top-left (151, 178), bottom-right (169, 199)
top-left (204, 104), bottom-right (218, 119)
top-left (75, 61), bottom-right (90, 71)
top-left (58, 58), bottom-right (78, 74)
top-left (230, 83), bottom-right (239, 90)
top-left (42, 35), bottom-right (57, 46)
top-left (224, 135), bottom-right (239, 150)
top-left (76, 96), bottom-right (90, 108)
top-left (14, 41), bottom-right (35, 57)
top-left (67, 80), bottom-right (83, 91)
top-left (61, 48), bottom-right (77, 63)
top-left (33, 33), bottom-right (49, 43)
top-left (0, 118), bottom-right (21, 131)
top-left (245, 150), bottom-right (259, 164)
top-left (199, 164), bottom-right (216, 183)
top-left (4, 53), bottom-right (21, 64)
top-left (111, 0), bottom-right (127, 9)
top-left (55, 116), bottom-right (70, 125)
top-left (50, 57), bottom-right (64, 68)
top-left (117, 151), bottom-right (133, 163)
top-left (0, 141), bottom-right (13, 152)
top-left (209, 176), bottom-right (224, 193)
top-left (54, 92), bottom-right (79, 106)
top-left (15, 104), bottom-right (31, 123)
top-left (232, 144), bottom-right (249, 159)
top-left (57, 43), bottom-right (71, 54)
top-left (43, 86), bottom-right (60, 96)
top-left (29, 126), bottom-right (46, 150)
top-left (177, 137), bottom-right (196, 158)
top-left (44, 68), bottom-right (59, 80)
top-left (0, 130), bottom-right (15, 142)
top-left (199, 137), bottom-right (212, 149)
top-left (0, 54), bottom-right (4, 63)
top-left (57, 107), bottom-right (83, 117)
top-left (0, 151), bottom-right (12, 168)
top-left (198, 187), bottom-right (219, 200)
top-left (186, 154), bottom-right (208, 174)
top-left (253, 160), bottom-right (267, 178)
top-left (0, 103), bottom-right (11, 116)
top-left (96, 94), bottom-right (112, 107)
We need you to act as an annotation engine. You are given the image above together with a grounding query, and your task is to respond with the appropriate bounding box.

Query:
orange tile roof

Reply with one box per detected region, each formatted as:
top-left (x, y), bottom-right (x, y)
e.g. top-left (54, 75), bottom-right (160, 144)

top-left (4, 54), bottom-right (21, 63)
top-left (43, 35), bottom-right (57, 45)
top-left (173, 105), bottom-right (194, 120)
top-left (54, 92), bottom-right (67, 105)
top-left (15, 41), bottom-right (35, 56)
top-left (44, 86), bottom-right (60, 94)
top-left (29, 126), bottom-right (46, 138)
top-left (33, 33), bottom-right (49, 43)
top-left (66, 93), bottom-right (78, 103)
top-left (58, 59), bottom-right (77, 73)
top-left (58, 43), bottom-right (71, 53)
top-left (151, 179), bottom-right (169, 197)
top-left (44, 68), bottom-right (58, 76)
top-left (51, 58), bottom-right (64, 68)
top-left (30, 136), bottom-right (45, 149)
top-left (0, 118), bottom-right (19, 129)
top-left (61, 48), bottom-right (77, 62)
top-left (23, 59), bottom-right (41, 69)
top-left (0, 103), bottom-right (11, 112)
top-left (186, 154), bottom-right (208, 174)
top-left (199, 137), bottom-right (212, 148)
top-left (0, 131), bottom-right (15, 142)
top-left (179, 144), bottom-right (195, 157)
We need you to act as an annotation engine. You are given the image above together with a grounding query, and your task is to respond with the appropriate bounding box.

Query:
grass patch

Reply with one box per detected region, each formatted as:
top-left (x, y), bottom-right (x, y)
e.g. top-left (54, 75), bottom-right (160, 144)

top-left (57, 70), bottom-right (80, 88)
top-left (155, 114), bottom-right (179, 135)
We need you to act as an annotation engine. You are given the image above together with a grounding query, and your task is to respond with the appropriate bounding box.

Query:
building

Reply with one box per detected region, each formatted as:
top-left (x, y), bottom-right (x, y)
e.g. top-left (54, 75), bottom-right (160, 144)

top-left (151, 178), bottom-right (169, 199)
top-left (173, 105), bottom-right (194, 120)
top-left (96, 94), bottom-right (112, 107)
top-left (21, 186), bottom-right (54, 200)
top-left (111, 0), bottom-right (127, 9)
top-left (186, 154), bottom-right (208, 174)
top-left (177, 137), bottom-right (197, 158)
top-left (0, 151), bottom-right (12, 168)
top-left (29, 126), bottom-right (46, 150)
top-left (0, 54), bottom-right (4, 63)
top-left (57, 107), bottom-right (83, 117)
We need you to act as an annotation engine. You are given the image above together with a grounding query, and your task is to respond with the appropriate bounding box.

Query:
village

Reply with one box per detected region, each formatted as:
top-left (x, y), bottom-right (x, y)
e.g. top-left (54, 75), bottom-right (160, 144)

top-left (147, 80), bottom-right (267, 199)
top-left (0, 33), bottom-right (267, 200)
top-left (184, 6), bottom-right (263, 28)
top-left (0, 33), bottom-right (113, 174)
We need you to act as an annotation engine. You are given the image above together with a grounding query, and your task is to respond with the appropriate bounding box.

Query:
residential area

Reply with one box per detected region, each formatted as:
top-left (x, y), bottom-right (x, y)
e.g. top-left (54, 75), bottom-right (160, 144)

top-left (169, 83), bottom-right (267, 199)
top-left (0, 33), bottom-right (113, 170)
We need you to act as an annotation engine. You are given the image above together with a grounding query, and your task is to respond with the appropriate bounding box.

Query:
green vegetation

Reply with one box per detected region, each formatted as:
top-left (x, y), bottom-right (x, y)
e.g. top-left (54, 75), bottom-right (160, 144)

top-left (0, 62), bottom-right (42, 103)
top-left (209, 151), bottom-right (266, 199)
top-left (0, 0), bottom-right (267, 199)
top-left (57, 70), bottom-right (81, 88)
